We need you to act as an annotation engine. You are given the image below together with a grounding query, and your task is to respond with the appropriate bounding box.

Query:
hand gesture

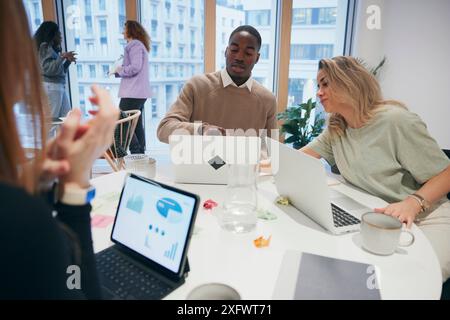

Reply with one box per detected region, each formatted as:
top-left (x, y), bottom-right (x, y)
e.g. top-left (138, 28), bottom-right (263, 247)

top-left (61, 51), bottom-right (77, 63)
top-left (51, 85), bottom-right (119, 188)
top-left (374, 197), bottom-right (422, 228)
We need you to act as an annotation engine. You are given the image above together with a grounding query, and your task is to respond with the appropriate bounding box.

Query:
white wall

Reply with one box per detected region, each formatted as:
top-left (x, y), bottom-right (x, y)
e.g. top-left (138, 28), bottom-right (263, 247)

top-left (352, 0), bottom-right (450, 149)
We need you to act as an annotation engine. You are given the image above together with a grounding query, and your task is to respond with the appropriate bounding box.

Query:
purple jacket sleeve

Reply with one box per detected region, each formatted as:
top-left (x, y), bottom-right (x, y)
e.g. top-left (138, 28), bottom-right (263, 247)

top-left (118, 45), bottom-right (144, 78)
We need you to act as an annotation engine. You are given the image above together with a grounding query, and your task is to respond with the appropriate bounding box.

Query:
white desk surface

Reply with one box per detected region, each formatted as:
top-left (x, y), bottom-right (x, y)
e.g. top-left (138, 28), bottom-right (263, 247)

top-left (90, 158), bottom-right (442, 300)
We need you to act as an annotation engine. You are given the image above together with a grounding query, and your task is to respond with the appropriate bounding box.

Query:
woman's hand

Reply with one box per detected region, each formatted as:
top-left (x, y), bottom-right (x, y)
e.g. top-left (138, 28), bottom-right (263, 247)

top-left (54, 85), bottom-right (119, 188)
top-left (374, 197), bottom-right (422, 228)
top-left (114, 66), bottom-right (123, 75)
top-left (61, 51), bottom-right (77, 63)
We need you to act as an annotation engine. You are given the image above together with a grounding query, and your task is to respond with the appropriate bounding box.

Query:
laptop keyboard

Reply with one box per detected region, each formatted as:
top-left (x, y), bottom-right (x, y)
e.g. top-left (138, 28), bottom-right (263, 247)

top-left (331, 203), bottom-right (361, 227)
top-left (96, 249), bottom-right (174, 300)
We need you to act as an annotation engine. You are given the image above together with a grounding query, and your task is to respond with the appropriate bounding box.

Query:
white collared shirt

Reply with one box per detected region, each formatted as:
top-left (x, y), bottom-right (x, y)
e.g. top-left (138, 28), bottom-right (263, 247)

top-left (220, 68), bottom-right (253, 92)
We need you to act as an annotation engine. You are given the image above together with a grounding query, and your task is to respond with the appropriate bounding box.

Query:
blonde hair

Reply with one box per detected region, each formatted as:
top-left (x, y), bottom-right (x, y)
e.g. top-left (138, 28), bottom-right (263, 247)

top-left (318, 56), bottom-right (405, 137)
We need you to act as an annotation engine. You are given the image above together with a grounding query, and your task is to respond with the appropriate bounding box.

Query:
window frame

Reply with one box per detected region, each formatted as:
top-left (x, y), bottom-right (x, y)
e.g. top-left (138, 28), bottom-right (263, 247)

top-left (43, 0), bottom-right (355, 146)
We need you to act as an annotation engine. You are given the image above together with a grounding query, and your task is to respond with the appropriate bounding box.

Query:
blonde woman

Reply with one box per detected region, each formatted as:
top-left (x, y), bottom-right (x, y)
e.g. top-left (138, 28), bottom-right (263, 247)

top-left (301, 56), bottom-right (450, 282)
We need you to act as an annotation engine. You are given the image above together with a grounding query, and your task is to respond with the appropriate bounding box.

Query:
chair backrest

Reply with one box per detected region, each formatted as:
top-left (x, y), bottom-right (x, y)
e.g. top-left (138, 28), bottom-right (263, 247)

top-left (104, 110), bottom-right (141, 171)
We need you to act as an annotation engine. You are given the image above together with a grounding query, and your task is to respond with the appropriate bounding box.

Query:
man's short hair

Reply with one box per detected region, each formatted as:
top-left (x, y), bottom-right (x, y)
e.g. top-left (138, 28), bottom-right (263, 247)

top-left (229, 25), bottom-right (262, 52)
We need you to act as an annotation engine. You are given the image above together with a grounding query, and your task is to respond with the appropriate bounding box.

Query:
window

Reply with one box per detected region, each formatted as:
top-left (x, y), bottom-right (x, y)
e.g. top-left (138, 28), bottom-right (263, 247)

top-left (260, 44), bottom-right (269, 60)
top-left (99, 20), bottom-right (107, 44)
top-left (288, 1), bottom-right (348, 107)
top-left (79, 86), bottom-right (85, 107)
top-left (140, 0), bottom-right (205, 151)
top-left (178, 65), bottom-right (184, 77)
top-left (178, 46), bottom-right (184, 58)
top-left (166, 27), bottom-right (172, 41)
top-left (22, 0), bottom-right (43, 34)
top-left (151, 4), bottom-right (158, 20)
top-left (290, 44), bottom-right (334, 60)
top-left (102, 65), bottom-right (109, 78)
top-left (190, 44), bottom-right (195, 58)
top-left (178, 8), bottom-right (185, 24)
top-left (99, 0), bottom-right (106, 11)
top-left (151, 65), bottom-right (159, 78)
top-left (87, 42), bottom-right (94, 55)
top-left (178, 24), bottom-right (184, 42)
top-left (292, 8), bottom-right (312, 25)
top-left (292, 7), bottom-right (337, 25)
top-left (62, 0), bottom-right (125, 116)
top-left (89, 65), bottom-right (96, 78)
top-left (118, 0), bottom-right (126, 30)
top-left (85, 17), bottom-right (93, 34)
top-left (246, 10), bottom-right (270, 26)
top-left (151, 20), bottom-right (158, 38)
top-left (166, 64), bottom-right (174, 77)
top-left (165, 85), bottom-right (173, 110)
top-left (151, 44), bottom-right (158, 58)
top-left (77, 64), bottom-right (83, 78)
top-left (190, 29), bottom-right (195, 44)
top-left (84, 0), bottom-right (91, 14)
top-left (151, 95), bottom-right (158, 118)
top-left (165, 1), bottom-right (171, 19)
top-left (216, 0), bottom-right (277, 92)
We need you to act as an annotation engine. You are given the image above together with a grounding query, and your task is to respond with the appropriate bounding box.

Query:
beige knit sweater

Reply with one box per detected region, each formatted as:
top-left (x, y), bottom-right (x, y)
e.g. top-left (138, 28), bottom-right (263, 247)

top-left (157, 71), bottom-right (277, 143)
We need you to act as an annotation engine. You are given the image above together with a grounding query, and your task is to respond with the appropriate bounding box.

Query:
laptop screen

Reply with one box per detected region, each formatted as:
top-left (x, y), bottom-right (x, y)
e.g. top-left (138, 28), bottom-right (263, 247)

top-left (111, 174), bottom-right (198, 274)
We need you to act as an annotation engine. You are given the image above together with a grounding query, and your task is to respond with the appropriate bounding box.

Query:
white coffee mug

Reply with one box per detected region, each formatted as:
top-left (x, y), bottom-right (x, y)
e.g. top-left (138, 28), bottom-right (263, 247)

top-left (360, 212), bottom-right (415, 255)
top-left (186, 283), bottom-right (240, 300)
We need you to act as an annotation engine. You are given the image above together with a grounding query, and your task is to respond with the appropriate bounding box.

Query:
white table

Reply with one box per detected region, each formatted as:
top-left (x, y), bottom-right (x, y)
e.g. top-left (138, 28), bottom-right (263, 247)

top-left (90, 157), bottom-right (442, 300)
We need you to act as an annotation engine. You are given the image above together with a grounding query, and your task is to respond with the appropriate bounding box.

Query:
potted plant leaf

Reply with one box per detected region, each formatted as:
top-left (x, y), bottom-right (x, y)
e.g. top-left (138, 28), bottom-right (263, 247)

top-left (276, 98), bottom-right (325, 150)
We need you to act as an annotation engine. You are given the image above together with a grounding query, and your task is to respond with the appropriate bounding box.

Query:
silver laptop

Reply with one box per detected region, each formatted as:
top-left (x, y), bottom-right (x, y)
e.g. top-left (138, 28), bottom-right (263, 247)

top-left (272, 140), bottom-right (370, 234)
top-left (169, 135), bottom-right (261, 185)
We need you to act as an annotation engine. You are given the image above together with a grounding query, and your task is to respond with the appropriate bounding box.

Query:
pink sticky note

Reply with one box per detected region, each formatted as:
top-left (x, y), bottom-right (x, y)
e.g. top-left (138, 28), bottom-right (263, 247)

top-left (91, 215), bottom-right (115, 228)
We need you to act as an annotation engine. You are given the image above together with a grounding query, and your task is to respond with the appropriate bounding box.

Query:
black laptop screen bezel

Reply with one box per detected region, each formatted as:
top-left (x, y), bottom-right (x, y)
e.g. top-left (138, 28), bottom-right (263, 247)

top-left (110, 173), bottom-right (200, 282)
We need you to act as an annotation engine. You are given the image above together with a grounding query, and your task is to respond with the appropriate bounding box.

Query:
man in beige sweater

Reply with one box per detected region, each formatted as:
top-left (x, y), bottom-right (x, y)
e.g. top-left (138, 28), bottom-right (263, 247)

top-left (157, 25), bottom-right (277, 143)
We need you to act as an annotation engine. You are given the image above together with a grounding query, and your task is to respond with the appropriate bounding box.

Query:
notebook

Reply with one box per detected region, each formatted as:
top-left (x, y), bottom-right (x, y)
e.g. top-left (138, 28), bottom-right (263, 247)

top-left (96, 173), bottom-right (200, 300)
top-left (273, 251), bottom-right (381, 300)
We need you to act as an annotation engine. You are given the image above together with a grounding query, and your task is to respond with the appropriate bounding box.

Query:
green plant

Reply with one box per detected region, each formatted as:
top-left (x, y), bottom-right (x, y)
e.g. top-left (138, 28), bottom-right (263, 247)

top-left (277, 98), bottom-right (325, 150)
top-left (356, 56), bottom-right (387, 78)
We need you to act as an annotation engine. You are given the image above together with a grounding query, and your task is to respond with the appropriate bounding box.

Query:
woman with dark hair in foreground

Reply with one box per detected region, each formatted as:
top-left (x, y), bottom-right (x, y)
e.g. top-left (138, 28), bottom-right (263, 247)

top-left (0, 1), bottom-right (118, 299)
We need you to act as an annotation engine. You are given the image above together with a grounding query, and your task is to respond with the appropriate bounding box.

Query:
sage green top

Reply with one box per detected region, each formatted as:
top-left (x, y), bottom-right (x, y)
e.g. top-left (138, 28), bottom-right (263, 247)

top-left (307, 106), bottom-right (450, 203)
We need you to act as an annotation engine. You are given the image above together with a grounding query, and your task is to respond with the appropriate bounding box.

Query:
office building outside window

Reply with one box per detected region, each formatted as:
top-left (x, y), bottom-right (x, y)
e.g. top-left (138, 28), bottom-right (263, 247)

top-left (140, 0), bottom-right (204, 151)
top-left (77, 64), bottom-right (83, 78)
top-left (216, 0), bottom-right (277, 92)
top-left (22, 0), bottom-right (43, 34)
top-left (288, 0), bottom-right (348, 108)
top-left (61, 0), bottom-right (126, 118)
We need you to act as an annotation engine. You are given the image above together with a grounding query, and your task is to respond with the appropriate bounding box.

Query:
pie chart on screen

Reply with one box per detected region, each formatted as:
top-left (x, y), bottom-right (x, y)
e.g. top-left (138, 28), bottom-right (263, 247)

top-left (156, 198), bottom-right (183, 223)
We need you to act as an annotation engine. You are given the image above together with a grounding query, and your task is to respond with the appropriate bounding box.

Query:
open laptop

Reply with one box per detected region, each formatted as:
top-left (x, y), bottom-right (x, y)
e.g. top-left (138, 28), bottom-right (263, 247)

top-left (169, 135), bottom-right (261, 184)
top-left (96, 173), bottom-right (200, 300)
top-left (272, 140), bottom-right (370, 234)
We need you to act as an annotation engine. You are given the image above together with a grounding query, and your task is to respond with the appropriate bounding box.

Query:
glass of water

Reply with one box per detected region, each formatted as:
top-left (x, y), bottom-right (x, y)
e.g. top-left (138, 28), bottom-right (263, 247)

top-left (218, 163), bottom-right (258, 233)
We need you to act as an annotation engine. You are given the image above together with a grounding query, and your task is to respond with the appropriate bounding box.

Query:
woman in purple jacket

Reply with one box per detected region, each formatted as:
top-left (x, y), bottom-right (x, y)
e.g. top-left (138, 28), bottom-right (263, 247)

top-left (114, 21), bottom-right (151, 154)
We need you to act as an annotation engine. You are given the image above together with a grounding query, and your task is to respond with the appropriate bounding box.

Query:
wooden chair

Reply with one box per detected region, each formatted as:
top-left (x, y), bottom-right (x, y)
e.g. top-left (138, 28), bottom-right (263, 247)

top-left (103, 110), bottom-right (141, 172)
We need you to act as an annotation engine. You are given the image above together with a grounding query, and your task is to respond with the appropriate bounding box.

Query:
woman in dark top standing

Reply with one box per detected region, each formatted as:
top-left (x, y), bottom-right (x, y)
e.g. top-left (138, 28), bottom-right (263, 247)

top-left (0, 1), bottom-right (118, 299)
top-left (34, 21), bottom-right (77, 119)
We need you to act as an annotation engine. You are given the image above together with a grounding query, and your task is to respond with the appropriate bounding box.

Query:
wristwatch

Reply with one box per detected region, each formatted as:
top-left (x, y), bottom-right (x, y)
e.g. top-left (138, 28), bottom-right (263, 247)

top-left (409, 193), bottom-right (430, 212)
top-left (60, 184), bottom-right (96, 205)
